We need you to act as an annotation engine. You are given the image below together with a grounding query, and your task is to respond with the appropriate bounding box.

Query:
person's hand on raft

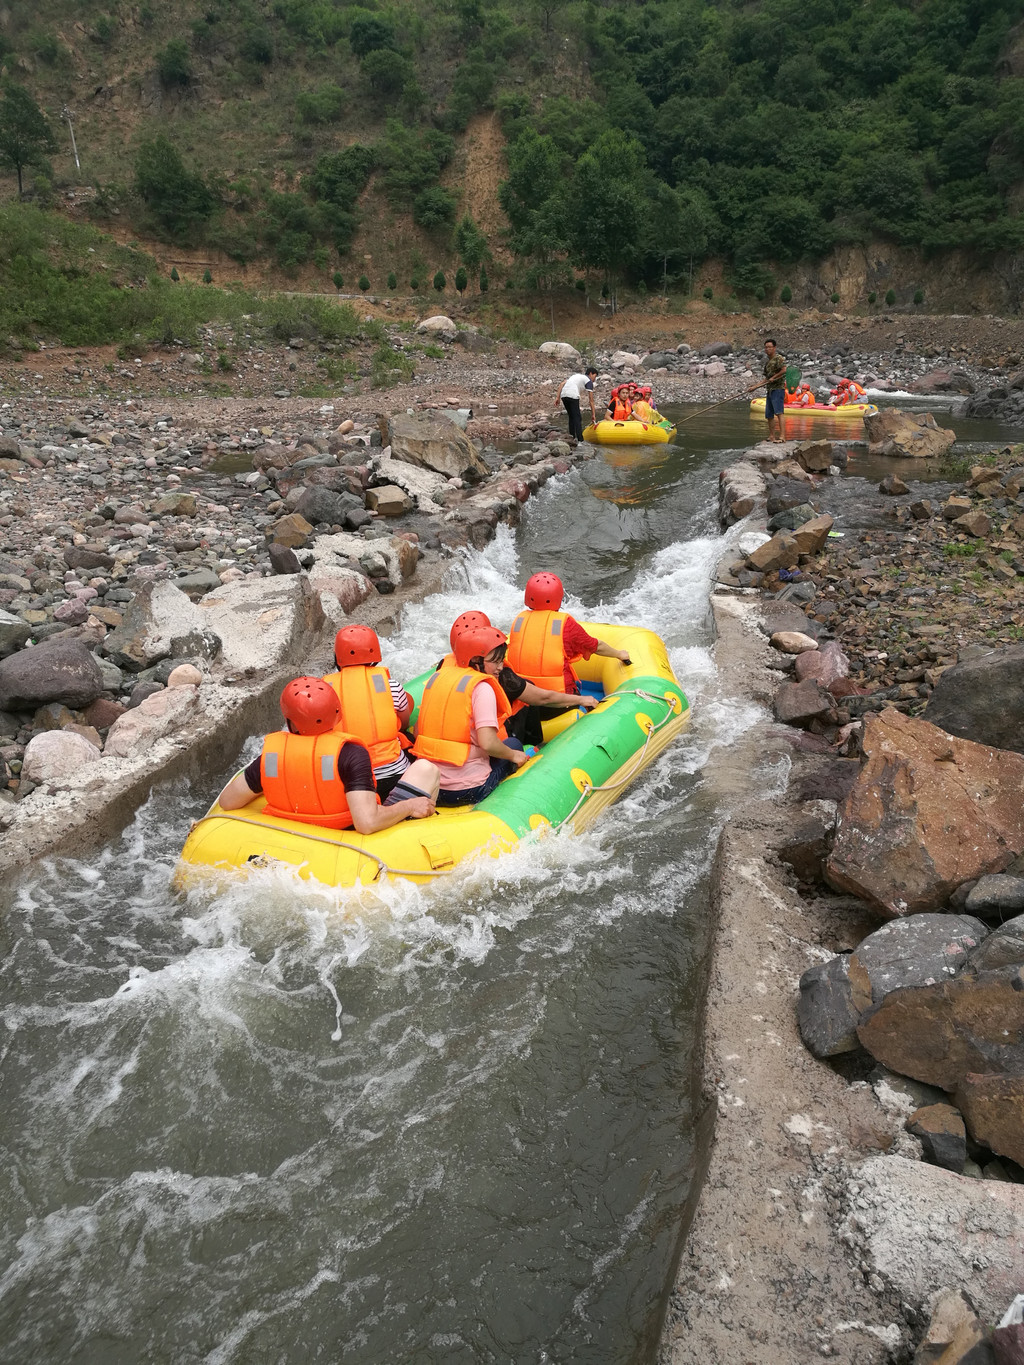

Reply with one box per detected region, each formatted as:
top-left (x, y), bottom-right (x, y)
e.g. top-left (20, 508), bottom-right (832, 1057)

top-left (509, 749), bottom-right (529, 769)
top-left (617, 650), bottom-right (631, 665)
top-left (407, 796), bottom-right (436, 819)
top-left (577, 696), bottom-right (599, 711)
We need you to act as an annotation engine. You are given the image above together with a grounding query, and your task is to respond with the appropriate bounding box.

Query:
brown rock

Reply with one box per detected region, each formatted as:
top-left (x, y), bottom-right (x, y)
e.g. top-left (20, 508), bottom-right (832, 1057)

top-left (82, 697), bottom-right (126, 729)
top-left (794, 440), bottom-right (833, 473)
top-left (151, 492), bottom-right (198, 518)
top-left (770, 630), bottom-right (818, 654)
top-left (905, 1102), bottom-right (967, 1172)
top-left (909, 499), bottom-right (934, 520)
top-left (366, 485), bottom-right (412, 516)
top-left (955, 1072), bottom-right (1024, 1168)
top-left (967, 465), bottom-right (1003, 489)
top-left (774, 678), bottom-right (835, 727)
top-left (864, 407), bottom-right (956, 458)
top-left (167, 663), bottom-right (202, 687)
top-left (825, 709), bottom-right (1024, 917)
top-left (943, 496), bottom-right (973, 521)
top-left (746, 531), bottom-right (800, 573)
top-left (387, 411), bottom-right (489, 481)
top-left (879, 474), bottom-right (909, 495)
top-left (389, 536), bottom-right (419, 580)
top-left (795, 640), bottom-right (849, 685)
top-left (913, 1288), bottom-right (989, 1365)
top-left (309, 571), bottom-right (374, 615)
top-left (953, 510), bottom-right (992, 537)
top-left (856, 966), bottom-right (1024, 1091)
top-left (790, 513), bottom-right (834, 554)
top-left (267, 513), bottom-right (313, 548)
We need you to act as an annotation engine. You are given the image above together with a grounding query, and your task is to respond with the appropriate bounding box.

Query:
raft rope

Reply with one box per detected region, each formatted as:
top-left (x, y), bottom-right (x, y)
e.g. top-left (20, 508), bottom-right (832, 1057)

top-left (192, 688), bottom-right (681, 881)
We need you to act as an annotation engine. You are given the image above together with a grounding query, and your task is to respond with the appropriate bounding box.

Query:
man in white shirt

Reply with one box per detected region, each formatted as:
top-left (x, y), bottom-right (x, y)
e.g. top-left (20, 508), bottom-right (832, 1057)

top-left (555, 366), bottom-right (598, 441)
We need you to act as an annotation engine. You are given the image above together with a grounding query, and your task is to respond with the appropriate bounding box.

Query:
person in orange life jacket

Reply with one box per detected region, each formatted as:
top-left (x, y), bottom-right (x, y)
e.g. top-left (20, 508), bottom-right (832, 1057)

top-left (507, 572), bottom-right (631, 697)
top-left (606, 386), bottom-right (632, 422)
top-left (463, 625), bottom-right (599, 748)
top-left (830, 378), bottom-right (865, 407)
top-left (323, 624), bottom-right (440, 805)
top-left (216, 677), bottom-right (436, 832)
top-left (413, 628), bottom-right (528, 808)
top-left (788, 381), bottom-right (814, 408)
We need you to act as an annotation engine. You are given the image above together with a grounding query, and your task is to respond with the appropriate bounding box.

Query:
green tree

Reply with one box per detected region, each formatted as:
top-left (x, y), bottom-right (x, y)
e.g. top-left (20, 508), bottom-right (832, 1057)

top-left (361, 49), bottom-right (415, 98)
top-left (358, 274), bottom-right (370, 291)
top-left (387, 271), bottom-right (397, 290)
top-left (0, 83), bottom-right (56, 198)
top-left (433, 269), bottom-right (446, 291)
top-left (479, 266), bottom-right (489, 292)
top-left (133, 136), bottom-right (215, 240)
top-left (333, 270), bottom-right (344, 290)
top-left (156, 38), bottom-right (192, 87)
top-left (349, 13), bottom-right (396, 57)
top-left (296, 85), bottom-right (347, 125)
top-left (452, 213), bottom-right (490, 271)
top-left (455, 266), bottom-right (468, 296)
top-left (562, 129), bottom-right (647, 311)
top-left (414, 186), bottom-right (458, 230)
top-left (203, 268), bottom-right (212, 283)
top-left (780, 285), bottom-right (791, 303)
top-left (885, 288), bottom-right (896, 304)
top-left (170, 266), bottom-right (179, 281)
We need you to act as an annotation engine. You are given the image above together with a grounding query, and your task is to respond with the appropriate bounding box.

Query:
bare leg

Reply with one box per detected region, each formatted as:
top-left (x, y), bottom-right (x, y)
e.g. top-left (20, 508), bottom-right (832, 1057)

top-left (404, 758), bottom-right (440, 801)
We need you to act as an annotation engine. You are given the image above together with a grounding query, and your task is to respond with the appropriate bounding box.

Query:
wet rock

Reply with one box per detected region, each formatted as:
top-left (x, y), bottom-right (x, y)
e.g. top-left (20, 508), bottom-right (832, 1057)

top-left (847, 913), bottom-right (988, 1014)
top-left (797, 953), bottom-right (860, 1056)
top-left (747, 531), bottom-right (800, 573)
top-left (909, 499), bottom-right (934, 520)
top-left (774, 678), bottom-right (835, 727)
top-left (268, 543), bottom-right (302, 575)
top-left (864, 408), bottom-right (956, 458)
top-left (956, 1074), bottom-right (1024, 1169)
top-left (791, 514), bottom-right (834, 554)
top-left (906, 1103), bottom-right (968, 1173)
top-left (965, 875), bottom-right (1024, 919)
top-left (21, 729), bottom-right (102, 784)
top-left (794, 441), bottom-right (833, 473)
top-left (105, 581), bottom-right (221, 673)
top-left (924, 644), bottom-right (1024, 755)
top-left (825, 710), bottom-right (1024, 918)
top-left (767, 502), bottom-right (817, 532)
top-left (0, 637), bottom-right (105, 711)
top-left (366, 485), bottom-right (412, 516)
top-left (845, 1154), bottom-right (1024, 1322)
top-left (780, 801), bottom-right (837, 883)
top-left (104, 684), bottom-right (199, 757)
top-left (968, 915), bottom-right (1024, 971)
top-left (267, 512), bottom-right (313, 548)
top-left (0, 610), bottom-right (31, 658)
top-left (766, 478), bottom-right (815, 518)
top-left (879, 474), bottom-right (909, 496)
top-left (856, 965), bottom-right (1024, 1091)
top-left (387, 411), bottom-right (489, 481)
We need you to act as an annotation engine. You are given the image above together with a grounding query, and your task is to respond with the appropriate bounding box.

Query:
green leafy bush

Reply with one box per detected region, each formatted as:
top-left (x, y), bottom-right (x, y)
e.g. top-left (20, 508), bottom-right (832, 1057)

top-left (170, 266), bottom-right (179, 282)
top-left (780, 285), bottom-right (792, 303)
top-left (156, 39), bottom-right (192, 87)
top-left (413, 186), bottom-right (458, 230)
top-left (913, 288), bottom-right (925, 304)
top-left (296, 84), bottom-right (347, 125)
top-left (703, 287), bottom-right (713, 300)
top-left (479, 267), bottom-right (489, 292)
top-left (134, 137), bottom-right (215, 241)
top-left (868, 291), bottom-right (877, 304)
top-left (358, 274), bottom-right (370, 291)
top-left (387, 271), bottom-right (397, 290)
top-left (885, 288), bottom-right (897, 305)
top-left (455, 266), bottom-right (468, 295)
top-left (333, 271), bottom-right (343, 290)
top-left (378, 121), bottom-right (454, 205)
top-left (433, 269), bottom-right (446, 291)
top-left (349, 13), bottom-right (397, 57)
top-left (202, 268), bottom-right (212, 284)
top-left (830, 290), bottom-right (840, 303)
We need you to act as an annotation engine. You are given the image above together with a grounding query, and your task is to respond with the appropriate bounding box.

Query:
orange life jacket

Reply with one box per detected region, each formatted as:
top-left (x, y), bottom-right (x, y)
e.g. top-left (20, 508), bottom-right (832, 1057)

top-left (323, 664), bottom-right (404, 769)
top-left (507, 609), bottom-right (577, 693)
top-left (611, 400), bottom-right (631, 421)
top-left (260, 730), bottom-right (376, 830)
top-left (412, 667), bottom-right (511, 766)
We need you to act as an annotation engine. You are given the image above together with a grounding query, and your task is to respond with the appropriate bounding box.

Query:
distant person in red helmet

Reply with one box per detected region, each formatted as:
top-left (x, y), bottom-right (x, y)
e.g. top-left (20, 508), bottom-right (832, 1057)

top-left (216, 677), bottom-right (436, 832)
top-left (507, 572), bottom-right (631, 696)
top-left (413, 627), bottom-right (527, 806)
top-left (323, 624), bottom-right (439, 805)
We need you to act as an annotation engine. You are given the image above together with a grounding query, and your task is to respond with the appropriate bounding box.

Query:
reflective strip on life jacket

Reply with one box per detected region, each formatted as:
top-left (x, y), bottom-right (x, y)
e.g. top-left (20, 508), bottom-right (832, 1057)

top-left (506, 609), bottom-right (576, 693)
top-left (323, 665), bottom-right (402, 769)
top-left (412, 666), bottom-right (511, 767)
top-left (260, 730), bottom-right (376, 829)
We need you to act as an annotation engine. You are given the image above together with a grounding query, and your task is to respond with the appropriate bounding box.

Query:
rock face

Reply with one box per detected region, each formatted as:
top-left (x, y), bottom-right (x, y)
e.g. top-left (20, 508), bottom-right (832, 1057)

top-left (197, 574), bottom-right (326, 675)
top-left (825, 709), bottom-right (1024, 917)
top-left (863, 407), bottom-right (956, 458)
top-left (105, 580), bottom-right (221, 673)
top-left (846, 913), bottom-right (988, 1013)
top-left (387, 411), bottom-right (488, 481)
top-left (0, 638), bottom-right (105, 711)
top-left (104, 685), bottom-right (199, 757)
top-left (965, 874), bottom-right (1024, 918)
top-left (845, 1154), bottom-right (1024, 1323)
top-left (924, 643), bottom-right (1024, 755)
top-left (955, 1073), bottom-right (1024, 1167)
top-left (538, 341), bottom-right (581, 363)
top-left (718, 462), bottom-right (766, 525)
top-left (22, 729), bottom-right (102, 783)
top-left (856, 965), bottom-right (1024, 1091)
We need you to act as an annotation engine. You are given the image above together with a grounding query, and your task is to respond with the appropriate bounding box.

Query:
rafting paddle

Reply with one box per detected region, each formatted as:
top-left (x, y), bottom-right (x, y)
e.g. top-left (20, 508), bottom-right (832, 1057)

top-left (673, 364), bottom-right (803, 427)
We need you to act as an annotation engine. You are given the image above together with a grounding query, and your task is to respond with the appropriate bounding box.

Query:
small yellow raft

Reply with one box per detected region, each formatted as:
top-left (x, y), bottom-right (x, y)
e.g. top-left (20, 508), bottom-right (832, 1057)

top-left (583, 419), bottom-right (676, 445)
top-left (750, 399), bottom-right (877, 421)
top-left (176, 622), bottom-right (689, 891)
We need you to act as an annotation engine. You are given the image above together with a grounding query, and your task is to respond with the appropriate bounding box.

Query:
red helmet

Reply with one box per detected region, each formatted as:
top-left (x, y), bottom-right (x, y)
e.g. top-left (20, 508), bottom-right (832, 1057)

top-left (449, 610), bottom-right (491, 651)
top-left (454, 625), bottom-right (507, 669)
top-left (334, 625), bottom-right (381, 668)
top-left (641, 386), bottom-right (652, 396)
top-left (280, 676), bottom-right (339, 735)
top-left (524, 571), bottom-right (564, 611)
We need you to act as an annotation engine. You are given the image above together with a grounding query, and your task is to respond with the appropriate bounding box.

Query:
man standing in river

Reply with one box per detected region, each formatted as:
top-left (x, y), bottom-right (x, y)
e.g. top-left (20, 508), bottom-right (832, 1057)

top-left (555, 366), bottom-right (599, 442)
top-left (762, 338), bottom-right (787, 443)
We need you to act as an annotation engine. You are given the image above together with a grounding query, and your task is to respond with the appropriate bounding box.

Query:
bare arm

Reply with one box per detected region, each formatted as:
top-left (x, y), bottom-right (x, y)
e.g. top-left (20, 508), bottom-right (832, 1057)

top-left (348, 788), bottom-right (435, 833)
top-left (518, 679), bottom-right (597, 710)
top-left (218, 771), bottom-right (259, 811)
top-left (554, 380), bottom-right (566, 407)
top-left (594, 640), bottom-right (631, 665)
top-left (476, 725), bottom-right (527, 767)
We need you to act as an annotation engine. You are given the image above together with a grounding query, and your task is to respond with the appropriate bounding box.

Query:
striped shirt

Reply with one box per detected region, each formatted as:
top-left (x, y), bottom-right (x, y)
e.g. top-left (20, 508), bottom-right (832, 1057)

top-left (374, 678), bottom-right (413, 782)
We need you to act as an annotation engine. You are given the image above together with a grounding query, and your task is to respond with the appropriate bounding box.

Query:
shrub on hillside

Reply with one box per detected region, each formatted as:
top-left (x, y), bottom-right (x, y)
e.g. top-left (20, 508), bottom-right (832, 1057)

top-left (885, 288), bottom-right (896, 304)
top-left (455, 267), bottom-right (467, 296)
top-left (156, 39), bottom-right (192, 87)
top-left (413, 186), bottom-right (458, 230)
top-left (358, 274), bottom-right (370, 291)
top-left (433, 270), bottom-right (446, 292)
top-left (378, 121), bottom-right (454, 205)
top-left (387, 271), bottom-right (397, 290)
top-left (296, 84), bottom-right (347, 125)
top-left (134, 137), bottom-right (215, 241)
top-left (780, 285), bottom-right (792, 303)
top-left (349, 13), bottom-right (397, 57)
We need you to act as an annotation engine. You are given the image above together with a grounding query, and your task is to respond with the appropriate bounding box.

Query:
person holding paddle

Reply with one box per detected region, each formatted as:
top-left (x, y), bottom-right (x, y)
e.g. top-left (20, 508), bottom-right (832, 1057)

top-left (761, 338), bottom-right (788, 443)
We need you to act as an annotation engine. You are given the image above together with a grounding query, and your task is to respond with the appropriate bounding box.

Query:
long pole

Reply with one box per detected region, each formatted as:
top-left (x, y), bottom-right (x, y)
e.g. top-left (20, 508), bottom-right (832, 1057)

top-left (61, 105), bottom-right (80, 174)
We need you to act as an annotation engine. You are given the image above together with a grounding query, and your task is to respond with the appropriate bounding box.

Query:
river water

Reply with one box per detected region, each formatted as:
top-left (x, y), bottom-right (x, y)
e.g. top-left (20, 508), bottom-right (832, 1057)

top-left (0, 400), bottom-right (1011, 1364)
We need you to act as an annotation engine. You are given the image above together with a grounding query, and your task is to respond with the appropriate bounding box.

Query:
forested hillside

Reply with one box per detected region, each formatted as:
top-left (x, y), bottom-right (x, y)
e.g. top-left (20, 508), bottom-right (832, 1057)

top-left (0, 0), bottom-right (1022, 302)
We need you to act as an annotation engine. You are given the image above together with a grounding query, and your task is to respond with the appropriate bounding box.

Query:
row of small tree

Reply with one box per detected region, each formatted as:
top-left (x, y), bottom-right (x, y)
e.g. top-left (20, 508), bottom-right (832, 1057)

top-left (326, 267), bottom-right (488, 296)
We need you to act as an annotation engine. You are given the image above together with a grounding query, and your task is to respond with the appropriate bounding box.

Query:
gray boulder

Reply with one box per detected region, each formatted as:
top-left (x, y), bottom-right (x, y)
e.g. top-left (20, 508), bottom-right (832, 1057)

top-left (965, 873), bottom-right (1024, 919)
top-left (924, 643), bottom-right (1024, 754)
top-left (796, 954), bottom-right (860, 1056)
top-left (0, 637), bottom-right (105, 711)
top-left (967, 913), bottom-right (1024, 971)
top-left (0, 609), bottom-right (31, 660)
top-left (700, 341), bottom-right (732, 357)
top-left (387, 411), bottom-right (488, 481)
top-left (294, 486), bottom-right (362, 526)
top-left (847, 912), bottom-right (988, 1013)
top-left (105, 580), bottom-right (221, 673)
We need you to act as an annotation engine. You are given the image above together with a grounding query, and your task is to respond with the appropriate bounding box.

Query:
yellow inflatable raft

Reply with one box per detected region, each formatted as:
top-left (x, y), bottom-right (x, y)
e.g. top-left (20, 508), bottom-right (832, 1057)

top-left (583, 419), bottom-right (676, 445)
top-left (749, 399), bottom-right (877, 421)
top-left (177, 622), bottom-right (689, 891)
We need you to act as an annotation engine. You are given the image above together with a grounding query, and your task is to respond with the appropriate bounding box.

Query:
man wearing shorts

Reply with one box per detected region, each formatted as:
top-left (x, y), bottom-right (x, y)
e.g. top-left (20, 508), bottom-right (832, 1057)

top-left (763, 338), bottom-right (787, 443)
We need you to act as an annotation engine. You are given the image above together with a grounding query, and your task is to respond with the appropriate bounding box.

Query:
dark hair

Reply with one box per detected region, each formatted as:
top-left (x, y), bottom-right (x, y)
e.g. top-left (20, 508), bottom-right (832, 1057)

top-left (765, 338), bottom-right (776, 346)
top-left (586, 365), bottom-right (598, 375)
